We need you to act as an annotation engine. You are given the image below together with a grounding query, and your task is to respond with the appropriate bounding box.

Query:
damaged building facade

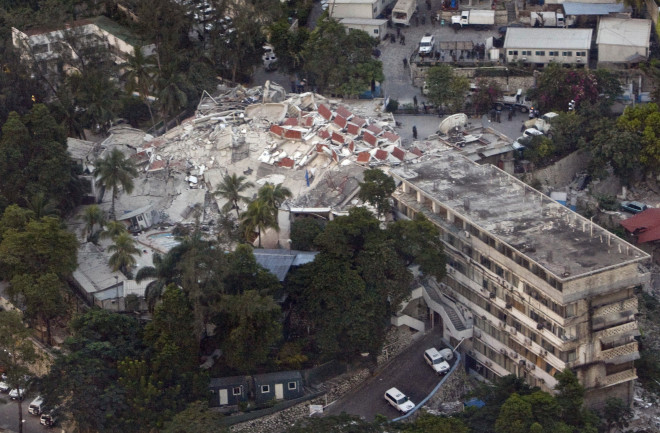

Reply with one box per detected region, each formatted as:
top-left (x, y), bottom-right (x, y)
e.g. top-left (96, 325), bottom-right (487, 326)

top-left (390, 152), bottom-right (650, 408)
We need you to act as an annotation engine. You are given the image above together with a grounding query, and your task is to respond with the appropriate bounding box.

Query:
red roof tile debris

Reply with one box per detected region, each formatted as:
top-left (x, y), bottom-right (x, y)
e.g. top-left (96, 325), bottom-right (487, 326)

top-left (318, 129), bottom-right (330, 139)
top-left (131, 151), bottom-right (150, 165)
top-left (357, 151), bottom-right (371, 163)
top-left (318, 104), bottom-right (333, 120)
top-left (147, 160), bottom-right (166, 172)
top-left (411, 147), bottom-right (423, 157)
top-left (347, 123), bottom-right (360, 135)
top-left (334, 115), bottom-right (347, 129)
top-left (363, 131), bottom-right (377, 146)
top-left (302, 117), bottom-right (314, 127)
top-left (270, 124), bottom-right (284, 137)
top-left (366, 124), bottom-right (382, 135)
top-left (331, 132), bottom-right (344, 144)
top-left (316, 143), bottom-right (327, 153)
top-left (336, 106), bottom-right (352, 119)
top-left (352, 116), bottom-right (366, 127)
top-left (284, 129), bottom-right (303, 140)
top-left (278, 157), bottom-right (295, 168)
top-left (391, 147), bottom-right (405, 161)
top-left (383, 131), bottom-right (400, 143)
top-left (348, 141), bottom-right (355, 152)
top-left (374, 149), bottom-right (388, 161)
top-left (331, 149), bottom-right (339, 162)
top-left (282, 118), bottom-right (298, 126)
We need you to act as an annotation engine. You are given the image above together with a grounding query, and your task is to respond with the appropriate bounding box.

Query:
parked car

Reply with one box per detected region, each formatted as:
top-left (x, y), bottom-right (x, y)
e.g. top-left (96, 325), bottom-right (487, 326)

top-left (0, 381), bottom-right (10, 393)
top-left (522, 128), bottom-right (543, 139)
top-left (620, 201), bottom-right (648, 214)
top-left (28, 395), bottom-right (45, 415)
top-left (418, 34), bottom-right (435, 55)
top-left (40, 408), bottom-right (58, 427)
top-left (9, 387), bottom-right (25, 400)
top-left (384, 387), bottom-right (415, 414)
top-left (424, 347), bottom-right (451, 374)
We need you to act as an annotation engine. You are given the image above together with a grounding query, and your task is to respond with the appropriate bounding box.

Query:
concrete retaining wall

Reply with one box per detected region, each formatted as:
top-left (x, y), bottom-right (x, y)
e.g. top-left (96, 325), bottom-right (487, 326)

top-left (525, 149), bottom-right (591, 188)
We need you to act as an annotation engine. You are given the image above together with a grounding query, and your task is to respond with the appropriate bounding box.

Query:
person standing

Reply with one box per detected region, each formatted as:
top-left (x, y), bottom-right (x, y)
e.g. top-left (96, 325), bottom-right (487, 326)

top-left (412, 125), bottom-right (418, 139)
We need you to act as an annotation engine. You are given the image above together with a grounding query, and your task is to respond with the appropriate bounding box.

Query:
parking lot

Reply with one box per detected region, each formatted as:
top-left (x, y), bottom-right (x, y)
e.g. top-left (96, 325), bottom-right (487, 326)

top-left (0, 394), bottom-right (49, 433)
top-left (325, 325), bottom-right (453, 420)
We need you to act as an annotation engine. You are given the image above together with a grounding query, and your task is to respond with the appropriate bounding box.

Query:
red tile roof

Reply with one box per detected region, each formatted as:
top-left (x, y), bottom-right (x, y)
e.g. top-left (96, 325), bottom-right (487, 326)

top-left (363, 131), bottom-right (377, 146)
top-left (334, 115), bottom-right (347, 129)
top-left (348, 141), bottom-right (355, 152)
top-left (318, 104), bottom-right (333, 120)
top-left (620, 208), bottom-right (660, 243)
top-left (331, 132), bottom-right (344, 144)
top-left (347, 123), bottom-right (360, 135)
top-left (366, 124), bottom-right (382, 135)
top-left (391, 146), bottom-right (405, 161)
top-left (411, 147), bottom-right (423, 157)
top-left (374, 149), bottom-right (388, 161)
top-left (147, 160), bottom-right (166, 172)
top-left (302, 116), bottom-right (314, 127)
top-left (318, 129), bottom-right (330, 139)
top-left (278, 157), bottom-right (295, 168)
top-left (357, 151), bottom-right (371, 163)
top-left (284, 129), bottom-right (303, 140)
top-left (270, 124), bottom-right (284, 137)
top-left (336, 106), bottom-right (353, 119)
top-left (383, 131), bottom-right (400, 143)
top-left (282, 118), bottom-right (298, 126)
top-left (352, 116), bottom-right (366, 127)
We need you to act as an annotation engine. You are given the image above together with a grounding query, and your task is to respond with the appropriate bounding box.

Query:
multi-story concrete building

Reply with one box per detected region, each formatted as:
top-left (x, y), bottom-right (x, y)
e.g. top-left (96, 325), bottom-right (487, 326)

top-left (390, 152), bottom-right (650, 407)
top-left (503, 28), bottom-right (593, 67)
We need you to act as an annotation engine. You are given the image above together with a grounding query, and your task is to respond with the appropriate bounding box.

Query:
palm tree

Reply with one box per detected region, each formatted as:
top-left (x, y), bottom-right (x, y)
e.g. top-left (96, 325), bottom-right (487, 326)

top-left (241, 199), bottom-right (276, 248)
top-left (80, 204), bottom-right (106, 242)
top-left (136, 244), bottom-right (188, 312)
top-left (100, 220), bottom-right (129, 240)
top-left (155, 67), bottom-right (188, 126)
top-left (257, 183), bottom-right (292, 216)
top-left (24, 192), bottom-right (59, 219)
top-left (93, 148), bottom-right (138, 220)
top-left (214, 173), bottom-right (254, 219)
top-left (121, 48), bottom-right (158, 128)
top-left (107, 232), bottom-right (141, 275)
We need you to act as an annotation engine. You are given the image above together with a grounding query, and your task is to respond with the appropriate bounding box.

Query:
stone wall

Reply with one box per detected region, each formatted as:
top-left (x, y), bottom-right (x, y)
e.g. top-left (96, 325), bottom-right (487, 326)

top-left (410, 64), bottom-right (535, 92)
top-left (524, 149), bottom-right (591, 188)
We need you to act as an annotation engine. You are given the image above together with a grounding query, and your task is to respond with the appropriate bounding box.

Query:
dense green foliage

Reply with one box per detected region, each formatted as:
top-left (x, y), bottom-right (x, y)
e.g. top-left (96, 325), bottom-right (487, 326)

top-left (425, 64), bottom-right (470, 112)
top-left (358, 168), bottom-right (396, 217)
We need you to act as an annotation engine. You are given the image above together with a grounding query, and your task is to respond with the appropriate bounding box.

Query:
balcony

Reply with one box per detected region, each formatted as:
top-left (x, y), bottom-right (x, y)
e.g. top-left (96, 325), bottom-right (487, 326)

top-left (596, 321), bottom-right (639, 344)
top-left (598, 368), bottom-right (637, 388)
top-left (592, 297), bottom-right (637, 318)
top-left (599, 341), bottom-right (639, 364)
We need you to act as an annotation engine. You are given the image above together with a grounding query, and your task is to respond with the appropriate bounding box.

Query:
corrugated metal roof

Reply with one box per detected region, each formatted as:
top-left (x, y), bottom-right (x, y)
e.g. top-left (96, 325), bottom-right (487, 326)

top-left (597, 17), bottom-right (651, 48)
top-left (504, 28), bottom-right (592, 50)
top-left (339, 18), bottom-right (388, 25)
top-left (253, 249), bottom-right (319, 281)
top-left (562, 2), bottom-right (626, 15)
top-left (253, 370), bottom-right (302, 384)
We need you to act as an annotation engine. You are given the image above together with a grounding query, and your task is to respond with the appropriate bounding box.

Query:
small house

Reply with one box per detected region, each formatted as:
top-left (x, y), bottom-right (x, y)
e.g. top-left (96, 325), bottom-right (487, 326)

top-left (253, 371), bottom-right (304, 404)
top-left (117, 204), bottom-right (160, 232)
top-left (209, 376), bottom-right (251, 407)
top-left (503, 28), bottom-right (593, 67)
top-left (597, 18), bottom-right (651, 66)
top-left (328, 0), bottom-right (393, 20)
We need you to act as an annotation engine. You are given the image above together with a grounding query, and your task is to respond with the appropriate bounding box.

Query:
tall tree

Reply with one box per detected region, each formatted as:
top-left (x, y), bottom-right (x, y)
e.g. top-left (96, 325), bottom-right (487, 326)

top-left (108, 232), bottom-right (141, 275)
top-left (120, 48), bottom-right (158, 128)
top-left (358, 168), bottom-right (395, 217)
top-left (93, 148), bottom-right (138, 220)
top-left (0, 311), bottom-right (39, 433)
top-left (257, 182), bottom-right (292, 216)
top-left (241, 199), bottom-right (276, 247)
top-left (80, 204), bottom-right (106, 242)
top-left (495, 393), bottom-right (533, 433)
top-left (214, 173), bottom-right (254, 219)
top-left (425, 64), bottom-right (469, 112)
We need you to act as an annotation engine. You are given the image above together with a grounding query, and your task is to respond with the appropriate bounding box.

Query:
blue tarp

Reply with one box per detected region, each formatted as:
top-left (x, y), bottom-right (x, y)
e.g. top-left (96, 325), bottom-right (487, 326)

top-left (465, 398), bottom-right (486, 408)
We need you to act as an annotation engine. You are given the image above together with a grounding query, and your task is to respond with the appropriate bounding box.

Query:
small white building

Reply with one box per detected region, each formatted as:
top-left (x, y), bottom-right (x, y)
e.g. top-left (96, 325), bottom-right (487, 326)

top-left (503, 28), bottom-right (593, 67)
top-left (597, 17), bottom-right (651, 66)
top-left (340, 18), bottom-right (388, 39)
top-left (328, 0), bottom-right (393, 19)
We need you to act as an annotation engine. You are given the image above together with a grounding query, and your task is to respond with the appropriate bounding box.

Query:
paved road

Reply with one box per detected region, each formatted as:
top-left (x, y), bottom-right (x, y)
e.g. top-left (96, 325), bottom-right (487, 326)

top-left (325, 325), bottom-right (450, 421)
top-left (0, 392), bottom-right (49, 433)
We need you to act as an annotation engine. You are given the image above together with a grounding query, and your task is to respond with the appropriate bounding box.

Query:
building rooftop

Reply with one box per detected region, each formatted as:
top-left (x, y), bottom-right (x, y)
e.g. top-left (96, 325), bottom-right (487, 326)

top-left (597, 17), bottom-right (651, 48)
top-left (504, 28), bottom-right (593, 50)
top-left (339, 18), bottom-right (388, 25)
top-left (253, 249), bottom-right (319, 281)
top-left (391, 153), bottom-right (649, 280)
top-left (562, 2), bottom-right (627, 16)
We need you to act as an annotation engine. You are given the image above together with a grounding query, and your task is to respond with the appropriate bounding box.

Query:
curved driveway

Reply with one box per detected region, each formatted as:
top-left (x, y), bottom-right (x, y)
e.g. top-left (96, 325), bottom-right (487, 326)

top-left (325, 325), bottom-right (450, 421)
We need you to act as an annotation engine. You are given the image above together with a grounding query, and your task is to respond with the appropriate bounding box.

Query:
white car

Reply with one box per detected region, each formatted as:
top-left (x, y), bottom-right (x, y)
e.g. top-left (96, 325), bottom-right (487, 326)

top-left (418, 34), bottom-right (435, 55)
top-left (424, 348), bottom-right (451, 374)
top-left (384, 387), bottom-right (415, 414)
top-left (522, 128), bottom-right (543, 139)
top-left (0, 381), bottom-right (10, 393)
top-left (9, 388), bottom-right (25, 400)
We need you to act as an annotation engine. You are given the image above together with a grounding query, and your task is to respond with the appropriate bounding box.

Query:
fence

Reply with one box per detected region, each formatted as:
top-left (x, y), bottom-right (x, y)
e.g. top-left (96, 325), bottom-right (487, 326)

top-left (218, 390), bottom-right (325, 426)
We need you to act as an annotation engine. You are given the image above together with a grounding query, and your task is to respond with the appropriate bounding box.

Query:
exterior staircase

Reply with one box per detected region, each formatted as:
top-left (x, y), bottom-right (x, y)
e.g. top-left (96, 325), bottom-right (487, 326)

top-left (506, 1), bottom-right (516, 23)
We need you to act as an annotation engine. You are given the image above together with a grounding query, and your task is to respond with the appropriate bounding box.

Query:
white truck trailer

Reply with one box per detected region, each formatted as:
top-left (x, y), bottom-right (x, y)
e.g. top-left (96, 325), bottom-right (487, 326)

top-left (392, 0), bottom-right (416, 26)
top-left (530, 11), bottom-right (565, 28)
top-left (451, 10), bottom-right (495, 29)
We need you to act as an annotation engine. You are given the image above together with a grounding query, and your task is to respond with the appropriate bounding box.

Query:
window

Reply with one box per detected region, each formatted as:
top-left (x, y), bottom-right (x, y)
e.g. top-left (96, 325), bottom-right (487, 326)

top-left (232, 386), bottom-right (242, 396)
top-left (535, 51), bottom-right (545, 56)
top-left (576, 51), bottom-right (585, 57)
top-left (521, 50), bottom-right (531, 56)
top-left (562, 51), bottom-right (572, 57)
top-left (374, 29), bottom-right (379, 34)
top-left (549, 51), bottom-right (558, 56)
top-left (566, 303), bottom-right (576, 318)
top-left (288, 381), bottom-right (297, 390)
top-left (509, 50), bottom-right (518, 56)
top-left (137, 215), bottom-right (143, 221)
top-left (261, 385), bottom-right (270, 393)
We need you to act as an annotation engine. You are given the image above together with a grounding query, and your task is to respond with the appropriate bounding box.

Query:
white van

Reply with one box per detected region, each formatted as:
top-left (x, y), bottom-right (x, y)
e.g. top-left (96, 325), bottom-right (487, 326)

top-left (424, 348), bottom-right (450, 374)
top-left (384, 387), bottom-right (415, 414)
top-left (29, 395), bottom-right (44, 415)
